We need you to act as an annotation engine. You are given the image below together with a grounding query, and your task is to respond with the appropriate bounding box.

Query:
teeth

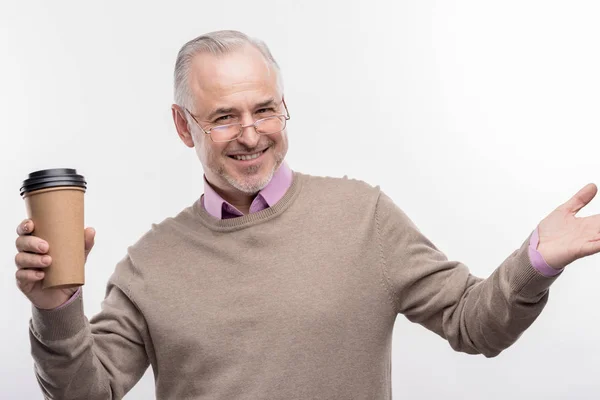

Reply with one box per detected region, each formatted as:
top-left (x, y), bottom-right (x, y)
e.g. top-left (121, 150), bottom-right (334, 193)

top-left (233, 151), bottom-right (263, 161)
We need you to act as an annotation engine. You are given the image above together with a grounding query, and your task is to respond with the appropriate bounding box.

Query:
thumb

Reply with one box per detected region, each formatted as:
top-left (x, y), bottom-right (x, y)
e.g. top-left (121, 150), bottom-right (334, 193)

top-left (84, 227), bottom-right (96, 257)
top-left (562, 183), bottom-right (598, 214)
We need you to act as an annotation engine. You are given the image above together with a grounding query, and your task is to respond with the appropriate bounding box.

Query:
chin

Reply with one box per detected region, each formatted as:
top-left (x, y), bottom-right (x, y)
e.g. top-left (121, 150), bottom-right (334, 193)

top-left (226, 176), bottom-right (271, 194)
top-left (224, 163), bottom-right (277, 194)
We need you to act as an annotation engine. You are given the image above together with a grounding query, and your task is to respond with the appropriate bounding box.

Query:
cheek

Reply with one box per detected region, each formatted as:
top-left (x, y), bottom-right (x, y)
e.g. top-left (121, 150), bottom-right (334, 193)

top-left (205, 142), bottom-right (229, 163)
top-left (274, 131), bottom-right (289, 152)
top-left (195, 134), bottom-right (217, 165)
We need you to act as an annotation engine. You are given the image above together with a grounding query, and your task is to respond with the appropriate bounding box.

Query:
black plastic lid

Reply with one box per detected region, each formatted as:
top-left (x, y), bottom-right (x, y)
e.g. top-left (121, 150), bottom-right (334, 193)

top-left (20, 168), bottom-right (86, 197)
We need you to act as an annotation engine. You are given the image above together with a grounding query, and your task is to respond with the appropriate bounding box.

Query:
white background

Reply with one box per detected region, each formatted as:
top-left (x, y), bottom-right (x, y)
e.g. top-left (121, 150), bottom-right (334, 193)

top-left (1, 1), bottom-right (599, 398)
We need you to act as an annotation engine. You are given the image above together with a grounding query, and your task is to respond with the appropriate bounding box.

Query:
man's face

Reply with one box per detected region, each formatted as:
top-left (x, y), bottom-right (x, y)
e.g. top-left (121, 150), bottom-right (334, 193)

top-left (175, 45), bottom-right (288, 196)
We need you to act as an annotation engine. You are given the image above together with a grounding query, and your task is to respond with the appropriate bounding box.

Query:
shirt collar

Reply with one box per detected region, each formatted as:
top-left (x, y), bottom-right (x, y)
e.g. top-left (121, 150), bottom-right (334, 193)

top-left (202, 162), bottom-right (293, 219)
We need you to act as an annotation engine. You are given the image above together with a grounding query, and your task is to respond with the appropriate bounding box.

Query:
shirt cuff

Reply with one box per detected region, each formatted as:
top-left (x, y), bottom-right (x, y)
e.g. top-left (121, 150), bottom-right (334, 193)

top-left (528, 226), bottom-right (564, 277)
top-left (51, 287), bottom-right (82, 311)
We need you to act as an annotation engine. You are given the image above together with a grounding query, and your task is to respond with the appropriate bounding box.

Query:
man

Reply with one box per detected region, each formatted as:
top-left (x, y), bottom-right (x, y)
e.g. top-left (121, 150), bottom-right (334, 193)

top-left (14, 30), bottom-right (600, 399)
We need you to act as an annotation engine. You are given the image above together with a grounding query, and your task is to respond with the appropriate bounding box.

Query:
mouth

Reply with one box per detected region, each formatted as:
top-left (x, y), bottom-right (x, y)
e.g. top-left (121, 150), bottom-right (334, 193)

top-left (227, 147), bottom-right (269, 163)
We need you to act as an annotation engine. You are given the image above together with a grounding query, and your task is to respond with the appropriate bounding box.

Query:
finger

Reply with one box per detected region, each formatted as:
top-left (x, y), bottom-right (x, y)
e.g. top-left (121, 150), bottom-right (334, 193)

top-left (16, 219), bottom-right (33, 236)
top-left (15, 269), bottom-right (44, 293)
top-left (15, 252), bottom-right (52, 270)
top-left (84, 228), bottom-right (95, 261)
top-left (562, 183), bottom-right (598, 214)
top-left (15, 235), bottom-right (49, 254)
top-left (84, 227), bottom-right (95, 253)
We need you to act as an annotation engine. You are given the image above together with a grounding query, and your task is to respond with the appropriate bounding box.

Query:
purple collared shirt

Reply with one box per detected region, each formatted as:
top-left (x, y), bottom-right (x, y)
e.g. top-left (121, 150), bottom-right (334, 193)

top-left (202, 162), bottom-right (293, 219)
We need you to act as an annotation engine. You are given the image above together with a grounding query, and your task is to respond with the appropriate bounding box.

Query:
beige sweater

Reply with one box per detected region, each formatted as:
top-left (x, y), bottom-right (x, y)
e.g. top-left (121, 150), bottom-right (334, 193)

top-left (30, 173), bottom-right (559, 399)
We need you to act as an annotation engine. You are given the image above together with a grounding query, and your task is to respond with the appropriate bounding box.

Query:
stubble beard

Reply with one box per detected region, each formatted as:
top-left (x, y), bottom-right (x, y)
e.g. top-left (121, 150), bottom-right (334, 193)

top-left (213, 147), bottom-right (284, 195)
top-left (193, 127), bottom-right (286, 195)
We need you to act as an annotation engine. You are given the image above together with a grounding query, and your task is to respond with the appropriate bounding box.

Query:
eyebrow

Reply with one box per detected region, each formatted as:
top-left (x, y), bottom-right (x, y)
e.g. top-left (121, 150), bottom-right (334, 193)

top-left (205, 107), bottom-right (235, 121)
top-left (205, 98), bottom-right (277, 121)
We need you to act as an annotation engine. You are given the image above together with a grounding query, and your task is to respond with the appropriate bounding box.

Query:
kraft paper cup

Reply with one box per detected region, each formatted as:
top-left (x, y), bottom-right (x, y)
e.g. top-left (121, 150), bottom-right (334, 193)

top-left (20, 169), bottom-right (87, 289)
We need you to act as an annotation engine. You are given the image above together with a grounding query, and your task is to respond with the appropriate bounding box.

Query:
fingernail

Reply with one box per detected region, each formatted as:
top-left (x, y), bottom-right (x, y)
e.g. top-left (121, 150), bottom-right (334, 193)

top-left (42, 256), bottom-right (51, 265)
top-left (22, 223), bottom-right (29, 233)
top-left (36, 271), bottom-right (43, 278)
top-left (38, 243), bottom-right (48, 252)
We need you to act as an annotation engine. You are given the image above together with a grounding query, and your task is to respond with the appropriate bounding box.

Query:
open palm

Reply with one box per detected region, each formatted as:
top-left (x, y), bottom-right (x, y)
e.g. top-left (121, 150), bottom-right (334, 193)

top-left (537, 183), bottom-right (600, 270)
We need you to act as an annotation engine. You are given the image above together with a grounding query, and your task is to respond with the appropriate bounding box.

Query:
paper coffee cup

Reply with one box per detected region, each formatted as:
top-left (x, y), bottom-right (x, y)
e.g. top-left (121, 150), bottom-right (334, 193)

top-left (20, 169), bottom-right (87, 289)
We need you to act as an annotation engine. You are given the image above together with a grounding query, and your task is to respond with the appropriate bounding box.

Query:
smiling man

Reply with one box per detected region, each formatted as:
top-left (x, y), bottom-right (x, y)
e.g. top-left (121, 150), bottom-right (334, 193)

top-left (15, 30), bottom-right (600, 399)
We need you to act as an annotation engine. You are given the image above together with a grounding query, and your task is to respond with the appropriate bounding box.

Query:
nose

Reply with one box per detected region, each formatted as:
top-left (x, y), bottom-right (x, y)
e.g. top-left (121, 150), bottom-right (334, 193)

top-left (236, 119), bottom-right (260, 148)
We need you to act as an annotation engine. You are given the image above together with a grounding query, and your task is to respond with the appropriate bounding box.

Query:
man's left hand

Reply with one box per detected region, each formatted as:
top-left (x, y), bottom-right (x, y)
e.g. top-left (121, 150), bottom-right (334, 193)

top-left (537, 183), bottom-right (600, 270)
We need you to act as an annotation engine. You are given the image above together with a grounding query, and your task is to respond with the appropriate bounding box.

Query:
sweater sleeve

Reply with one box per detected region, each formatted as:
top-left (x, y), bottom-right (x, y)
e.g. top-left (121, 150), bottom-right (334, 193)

top-left (29, 256), bottom-right (150, 399)
top-left (375, 191), bottom-right (561, 357)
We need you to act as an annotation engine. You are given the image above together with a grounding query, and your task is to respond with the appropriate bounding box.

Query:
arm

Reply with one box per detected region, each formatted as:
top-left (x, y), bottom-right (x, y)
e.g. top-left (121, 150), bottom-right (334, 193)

top-left (375, 192), bottom-right (561, 357)
top-left (29, 256), bottom-right (150, 399)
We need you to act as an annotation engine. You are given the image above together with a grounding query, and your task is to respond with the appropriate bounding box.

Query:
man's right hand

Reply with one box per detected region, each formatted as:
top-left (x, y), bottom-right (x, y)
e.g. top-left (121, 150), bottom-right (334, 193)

top-left (15, 219), bottom-right (96, 310)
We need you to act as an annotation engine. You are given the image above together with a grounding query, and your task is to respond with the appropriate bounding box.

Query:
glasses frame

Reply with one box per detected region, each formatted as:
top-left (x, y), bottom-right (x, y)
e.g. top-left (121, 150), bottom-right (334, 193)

top-left (185, 99), bottom-right (291, 143)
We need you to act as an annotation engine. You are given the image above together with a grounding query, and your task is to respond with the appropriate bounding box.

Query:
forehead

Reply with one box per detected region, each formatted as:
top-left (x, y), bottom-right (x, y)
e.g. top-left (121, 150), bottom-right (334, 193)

top-left (188, 45), bottom-right (280, 105)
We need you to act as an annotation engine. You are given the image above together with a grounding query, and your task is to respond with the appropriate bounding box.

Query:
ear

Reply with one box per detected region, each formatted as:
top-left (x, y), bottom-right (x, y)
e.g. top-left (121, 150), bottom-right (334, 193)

top-left (171, 104), bottom-right (195, 148)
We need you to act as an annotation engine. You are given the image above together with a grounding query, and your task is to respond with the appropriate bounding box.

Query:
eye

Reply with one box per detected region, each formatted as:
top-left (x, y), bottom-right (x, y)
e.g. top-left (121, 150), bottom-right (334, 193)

top-left (214, 115), bottom-right (232, 123)
top-left (257, 107), bottom-right (276, 114)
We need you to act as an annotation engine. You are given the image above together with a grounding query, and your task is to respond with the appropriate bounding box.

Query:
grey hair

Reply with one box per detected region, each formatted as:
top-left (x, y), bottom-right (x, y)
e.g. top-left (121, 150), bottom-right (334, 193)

top-left (173, 30), bottom-right (283, 111)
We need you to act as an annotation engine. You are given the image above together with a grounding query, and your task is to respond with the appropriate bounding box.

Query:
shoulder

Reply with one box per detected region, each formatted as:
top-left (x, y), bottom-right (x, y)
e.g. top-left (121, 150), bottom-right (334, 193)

top-left (294, 172), bottom-right (382, 213)
top-left (125, 202), bottom-right (204, 267)
top-left (298, 172), bottom-right (380, 199)
top-left (108, 200), bottom-right (208, 296)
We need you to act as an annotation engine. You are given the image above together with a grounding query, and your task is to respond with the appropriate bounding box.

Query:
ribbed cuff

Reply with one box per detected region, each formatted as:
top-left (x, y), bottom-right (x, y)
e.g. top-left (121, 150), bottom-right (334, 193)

top-left (509, 232), bottom-right (562, 298)
top-left (30, 291), bottom-right (87, 341)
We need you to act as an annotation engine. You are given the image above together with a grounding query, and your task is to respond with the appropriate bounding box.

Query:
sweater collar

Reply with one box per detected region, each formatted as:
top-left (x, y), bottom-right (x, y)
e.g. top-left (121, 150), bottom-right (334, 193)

top-left (195, 171), bottom-right (304, 231)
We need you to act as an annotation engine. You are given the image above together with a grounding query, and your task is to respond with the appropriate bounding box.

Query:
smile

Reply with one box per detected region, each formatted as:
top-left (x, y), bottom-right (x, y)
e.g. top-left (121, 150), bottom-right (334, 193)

top-left (228, 148), bottom-right (268, 162)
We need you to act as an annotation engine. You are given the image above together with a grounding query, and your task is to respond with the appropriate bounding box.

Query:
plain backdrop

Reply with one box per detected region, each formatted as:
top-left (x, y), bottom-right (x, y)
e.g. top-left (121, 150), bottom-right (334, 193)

top-left (2, 1), bottom-right (599, 399)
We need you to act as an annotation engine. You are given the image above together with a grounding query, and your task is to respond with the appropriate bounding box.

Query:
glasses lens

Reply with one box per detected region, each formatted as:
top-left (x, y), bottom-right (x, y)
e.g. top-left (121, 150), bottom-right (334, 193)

top-left (255, 116), bottom-right (286, 135)
top-left (211, 124), bottom-right (241, 142)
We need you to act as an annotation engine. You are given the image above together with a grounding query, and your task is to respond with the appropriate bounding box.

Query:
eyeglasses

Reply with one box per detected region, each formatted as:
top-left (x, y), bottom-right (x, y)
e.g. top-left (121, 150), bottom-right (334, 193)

top-left (185, 99), bottom-right (291, 143)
